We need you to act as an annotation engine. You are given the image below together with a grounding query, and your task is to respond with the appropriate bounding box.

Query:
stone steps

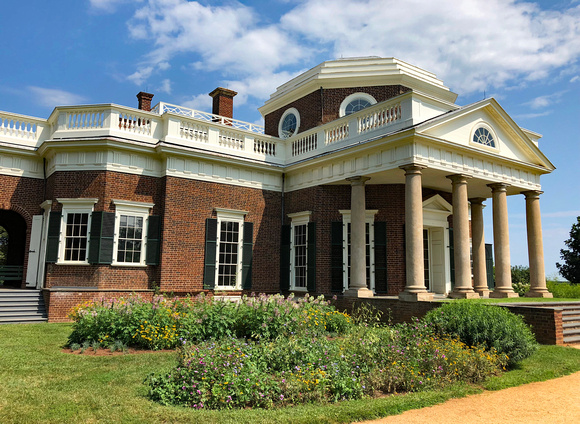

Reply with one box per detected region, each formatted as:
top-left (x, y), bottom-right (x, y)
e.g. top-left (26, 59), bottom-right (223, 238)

top-left (0, 290), bottom-right (48, 324)
top-left (562, 305), bottom-right (580, 345)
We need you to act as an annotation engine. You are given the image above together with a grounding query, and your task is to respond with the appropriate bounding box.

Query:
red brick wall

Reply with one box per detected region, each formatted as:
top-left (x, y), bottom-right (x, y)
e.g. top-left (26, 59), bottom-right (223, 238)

top-left (0, 174), bottom-right (45, 287)
top-left (43, 289), bottom-right (153, 322)
top-left (264, 85), bottom-right (411, 136)
top-left (159, 177), bottom-right (282, 293)
top-left (44, 170), bottom-right (164, 289)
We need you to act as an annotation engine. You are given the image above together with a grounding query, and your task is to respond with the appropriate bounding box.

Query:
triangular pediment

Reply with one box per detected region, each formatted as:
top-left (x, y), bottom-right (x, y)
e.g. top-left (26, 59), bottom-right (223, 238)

top-left (415, 98), bottom-right (554, 172)
top-left (423, 194), bottom-right (453, 213)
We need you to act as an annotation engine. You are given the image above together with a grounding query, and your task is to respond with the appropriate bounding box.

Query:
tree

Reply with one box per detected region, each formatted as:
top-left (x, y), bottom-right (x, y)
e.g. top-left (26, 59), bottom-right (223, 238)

top-left (556, 216), bottom-right (580, 284)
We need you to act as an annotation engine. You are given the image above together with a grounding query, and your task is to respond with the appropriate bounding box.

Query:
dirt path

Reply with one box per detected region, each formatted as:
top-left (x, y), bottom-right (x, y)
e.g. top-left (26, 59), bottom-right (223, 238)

top-left (359, 371), bottom-right (580, 424)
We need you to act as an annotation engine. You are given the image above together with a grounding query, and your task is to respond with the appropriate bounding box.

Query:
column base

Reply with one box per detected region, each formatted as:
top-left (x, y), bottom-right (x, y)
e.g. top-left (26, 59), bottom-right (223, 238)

top-left (474, 288), bottom-right (491, 298)
top-left (449, 290), bottom-right (480, 299)
top-left (343, 287), bottom-right (374, 298)
top-left (525, 290), bottom-right (553, 298)
top-left (399, 291), bottom-right (434, 302)
top-left (489, 291), bottom-right (519, 299)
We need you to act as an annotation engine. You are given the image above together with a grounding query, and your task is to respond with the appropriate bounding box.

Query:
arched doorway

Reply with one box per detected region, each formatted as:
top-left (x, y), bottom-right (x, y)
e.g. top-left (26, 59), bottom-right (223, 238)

top-left (0, 210), bottom-right (27, 288)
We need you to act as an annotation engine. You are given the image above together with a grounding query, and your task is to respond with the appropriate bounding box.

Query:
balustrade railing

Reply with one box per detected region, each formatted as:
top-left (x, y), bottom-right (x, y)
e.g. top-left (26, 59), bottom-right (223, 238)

top-left (292, 132), bottom-right (318, 156)
top-left (358, 102), bottom-right (402, 134)
top-left (254, 138), bottom-right (276, 156)
top-left (65, 109), bottom-right (105, 130)
top-left (0, 113), bottom-right (43, 141)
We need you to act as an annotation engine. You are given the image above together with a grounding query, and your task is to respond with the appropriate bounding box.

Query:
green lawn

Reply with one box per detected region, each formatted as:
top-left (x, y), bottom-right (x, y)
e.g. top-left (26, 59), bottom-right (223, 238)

top-left (1, 323), bottom-right (579, 424)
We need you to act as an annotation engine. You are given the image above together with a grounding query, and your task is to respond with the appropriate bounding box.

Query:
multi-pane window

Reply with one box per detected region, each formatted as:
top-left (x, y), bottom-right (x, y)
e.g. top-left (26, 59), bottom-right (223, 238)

top-left (112, 199), bottom-right (153, 266)
top-left (345, 99), bottom-right (372, 115)
top-left (217, 220), bottom-right (241, 287)
top-left (472, 127), bottom-right (496, 148)
top-left (63, 213), bottom-right (89, 261)
top-left (293, 224), bottom-right (308, 288)
top-left (116, 215), bottom-right (144, 263)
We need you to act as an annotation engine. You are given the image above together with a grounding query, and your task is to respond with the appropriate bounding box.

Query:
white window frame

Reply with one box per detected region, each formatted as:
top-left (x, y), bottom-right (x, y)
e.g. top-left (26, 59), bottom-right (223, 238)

top-left (278, 107), bottom-right (300, 139)
top-left (340, 209), bottom-right (378, 292)
top-left (339, 93), bottom-right (377, 117)
top-left (288, 211), bottom-right (312, 291)
top-left (469, 122), bottom-right (499, 152)
top-left (215, 208), bottom-right (247, 290)
top-left (112, 199), bottom-right (154, 267)
top-left (56, 198), bottom-right (98, 265)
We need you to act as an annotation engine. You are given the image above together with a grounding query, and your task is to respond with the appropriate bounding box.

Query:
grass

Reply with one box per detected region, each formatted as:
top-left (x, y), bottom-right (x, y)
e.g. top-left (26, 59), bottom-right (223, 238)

top-left (439, 297), bottom-right (580, 303)
top-left (1, 323), bottom-right (580, 423)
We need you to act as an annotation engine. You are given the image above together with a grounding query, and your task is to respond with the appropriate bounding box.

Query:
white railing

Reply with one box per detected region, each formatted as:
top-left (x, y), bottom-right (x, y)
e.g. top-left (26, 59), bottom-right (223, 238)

top-left (325, 121), bottom-right (349, 145)
top-left (218, 130), bottom-right (244, 151)
top-left (65, 109), bottom-right (105, 130)
top-left (153, 102), bottom-right (265, 135)
top-left (358, 102), bottom-right (402, 134)
top-left (180, 121), bottom-right (209, 143)
top-left (292, 132), bottom-right (318, 156)
top-left (254, 138), bottom-right (276, 156)
top-left (117, 111), bottom-right (152, 136)
top-left (0, 113), bottom-right (43, 141)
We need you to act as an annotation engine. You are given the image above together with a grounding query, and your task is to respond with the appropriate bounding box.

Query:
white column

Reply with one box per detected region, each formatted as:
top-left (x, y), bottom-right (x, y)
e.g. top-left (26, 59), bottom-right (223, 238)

top-left (470, 198), bottom-right (490, 297)
top-left (448, 174), bottom-right (479, 298)
top-left (488, 183), bottom-right (518, 298)
top-left (523, 190), bottom-right (552, 298)
top-left (399, 164), bottom-right (433, 302)
top-left (343, 176), bottom-right (373, 298)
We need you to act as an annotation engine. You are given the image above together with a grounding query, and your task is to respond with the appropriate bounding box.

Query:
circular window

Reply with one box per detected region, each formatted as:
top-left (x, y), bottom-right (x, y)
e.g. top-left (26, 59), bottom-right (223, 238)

top-left (472, 127), bottom-right (496, 148)
top-left (339, 93), bottom-right (377, 117)
top-left (278, 108), bottom-right (300, 139)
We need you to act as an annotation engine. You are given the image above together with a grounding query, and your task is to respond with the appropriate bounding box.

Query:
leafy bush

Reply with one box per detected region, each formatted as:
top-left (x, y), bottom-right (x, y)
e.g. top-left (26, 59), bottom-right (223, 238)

top-left (146, 323), bottom-right (505, 409)
top-left (67, 293), bottom-right (352, 350)
top-left (422, 301), bottom-right (538, 366)
top-left (547, 280), bottom-right (580, 298)
top-left (512, 281), bottom-right (530, 297)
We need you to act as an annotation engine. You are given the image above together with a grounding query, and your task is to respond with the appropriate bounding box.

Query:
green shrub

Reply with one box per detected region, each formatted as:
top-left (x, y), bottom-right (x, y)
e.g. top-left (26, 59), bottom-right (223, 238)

top-left (547, 280), bottom-right (580, 298)
top-left (423, 301), bottom-right (538, 366)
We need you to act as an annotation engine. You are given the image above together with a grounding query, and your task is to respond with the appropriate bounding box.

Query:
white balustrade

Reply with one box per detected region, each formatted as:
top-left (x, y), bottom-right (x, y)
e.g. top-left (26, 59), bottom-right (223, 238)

top-left (292, 132), bottom-right (318, 156)
top-left (0, 114), bottom-right (40, 140)
top-left (254, 138), bottom-right (277, 156)
top-left (358, 102), bottom-right (402, 134)
top-left (180, 121), bottom-right (209, 143)
top-left (117, 111), bottom-right (151, 136)
top-left (65, 110), bottom-right (105, 130)
top-left (325, 121), bottom-right (349, 145)
top-left (219, 130), bottom-right (244, 150)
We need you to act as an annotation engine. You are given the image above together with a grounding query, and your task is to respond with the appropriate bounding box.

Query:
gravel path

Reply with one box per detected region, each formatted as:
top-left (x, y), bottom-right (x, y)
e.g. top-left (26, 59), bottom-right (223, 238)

top-left (359, 371), bottom-right (580, 424)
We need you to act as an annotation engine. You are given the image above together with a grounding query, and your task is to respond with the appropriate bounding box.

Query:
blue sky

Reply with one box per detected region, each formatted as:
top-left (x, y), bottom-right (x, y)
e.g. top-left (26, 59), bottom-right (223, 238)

top-left (1, 0), bottom-right (579, 279)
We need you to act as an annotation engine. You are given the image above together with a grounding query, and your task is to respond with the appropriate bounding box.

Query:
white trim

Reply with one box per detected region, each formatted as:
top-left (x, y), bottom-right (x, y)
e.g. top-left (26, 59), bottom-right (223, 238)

top-left (278, 108), bottom-right (300, 139)
top-left (339, 209), bottom-right (378, 292)
top-left (339, 93), bottom-right (377, 117)
top-left (289, 211), bottom-right (312, 291)
top-left (215, 209), bottom-right (246, 290)
top-left (470, 122), bottom-right (499, 152)
top-left (111, 200), bottom-right (152, 267)
top-left (55, 198), bottom-right (98, 265)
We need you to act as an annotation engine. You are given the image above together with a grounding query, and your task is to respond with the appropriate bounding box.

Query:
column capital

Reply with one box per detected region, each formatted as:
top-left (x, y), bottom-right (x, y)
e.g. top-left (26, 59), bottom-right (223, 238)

top-left (446, 174), bottom-right (471, 184)
top-left (469, 197), bottom-right (487, 205)
top-left (346, 176), bottom-right (370, 186)
top-left (487, 182), bottom-right (510, 193)
top-left (521, 190), bottom-right (543, 199)
top-left (399, 163), bottom-right (426, 174)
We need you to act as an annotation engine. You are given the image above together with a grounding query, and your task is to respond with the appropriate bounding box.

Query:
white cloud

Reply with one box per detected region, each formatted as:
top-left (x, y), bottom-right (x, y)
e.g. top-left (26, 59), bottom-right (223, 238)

top-left (158, 79), bottom-right (172, 94)
top-left (524, 91), bottom-right (567, 109)
top-left (27, 87), bottom-right (86, 107)
top-left (280, 0), bottom-right (580, 94)
top-left (120, 0), bottom-right (580, 106)
top-left (181, 93), bottom-right (212, 112)
top-left (514, 111), bottom-right (552, 120)
top-left (543, 210), bottom-right (580, 218)
top-left (89, 0), bottom-right (143, 12)
top-left (571, 75), bottom-right (580, 83)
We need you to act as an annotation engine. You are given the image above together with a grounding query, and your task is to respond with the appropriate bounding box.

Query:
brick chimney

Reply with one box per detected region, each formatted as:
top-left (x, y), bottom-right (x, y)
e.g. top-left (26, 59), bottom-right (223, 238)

top-left (209, 87), bottom-right (237, 120)
top-left (137, 92), bottom-right (154, 112)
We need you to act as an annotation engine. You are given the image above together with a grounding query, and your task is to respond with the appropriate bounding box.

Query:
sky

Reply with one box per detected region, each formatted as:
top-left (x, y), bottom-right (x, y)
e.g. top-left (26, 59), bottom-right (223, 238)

top-left (1, 0), bottom-right (579, 279)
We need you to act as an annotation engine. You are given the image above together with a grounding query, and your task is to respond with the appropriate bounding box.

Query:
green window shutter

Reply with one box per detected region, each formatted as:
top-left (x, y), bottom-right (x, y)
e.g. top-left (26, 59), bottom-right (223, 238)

top-left (485, 243), bottom-right (494, 289)
top-left (331, 221), bottom-right (344, 292)
top-left (242, 222), bottom-right (253, 290)
top-left (280, 225), bottom-right (291, 292)
top-left (307, 222), bottom-right (316, 292)
top-left (449, 227), bottom-right (455, 288)
top-left (88, 211), bottom-right (102, 264)
top-left (88, 211), bottom-right (115, 264)
top-left (146, 215), bottom-right (161, 265)
top-left (374, 221), bottom-right (388, 294)
top-left (45, 212), bottom-right (62, 263)
top-left (203, 218), bottom-right (217, 290)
